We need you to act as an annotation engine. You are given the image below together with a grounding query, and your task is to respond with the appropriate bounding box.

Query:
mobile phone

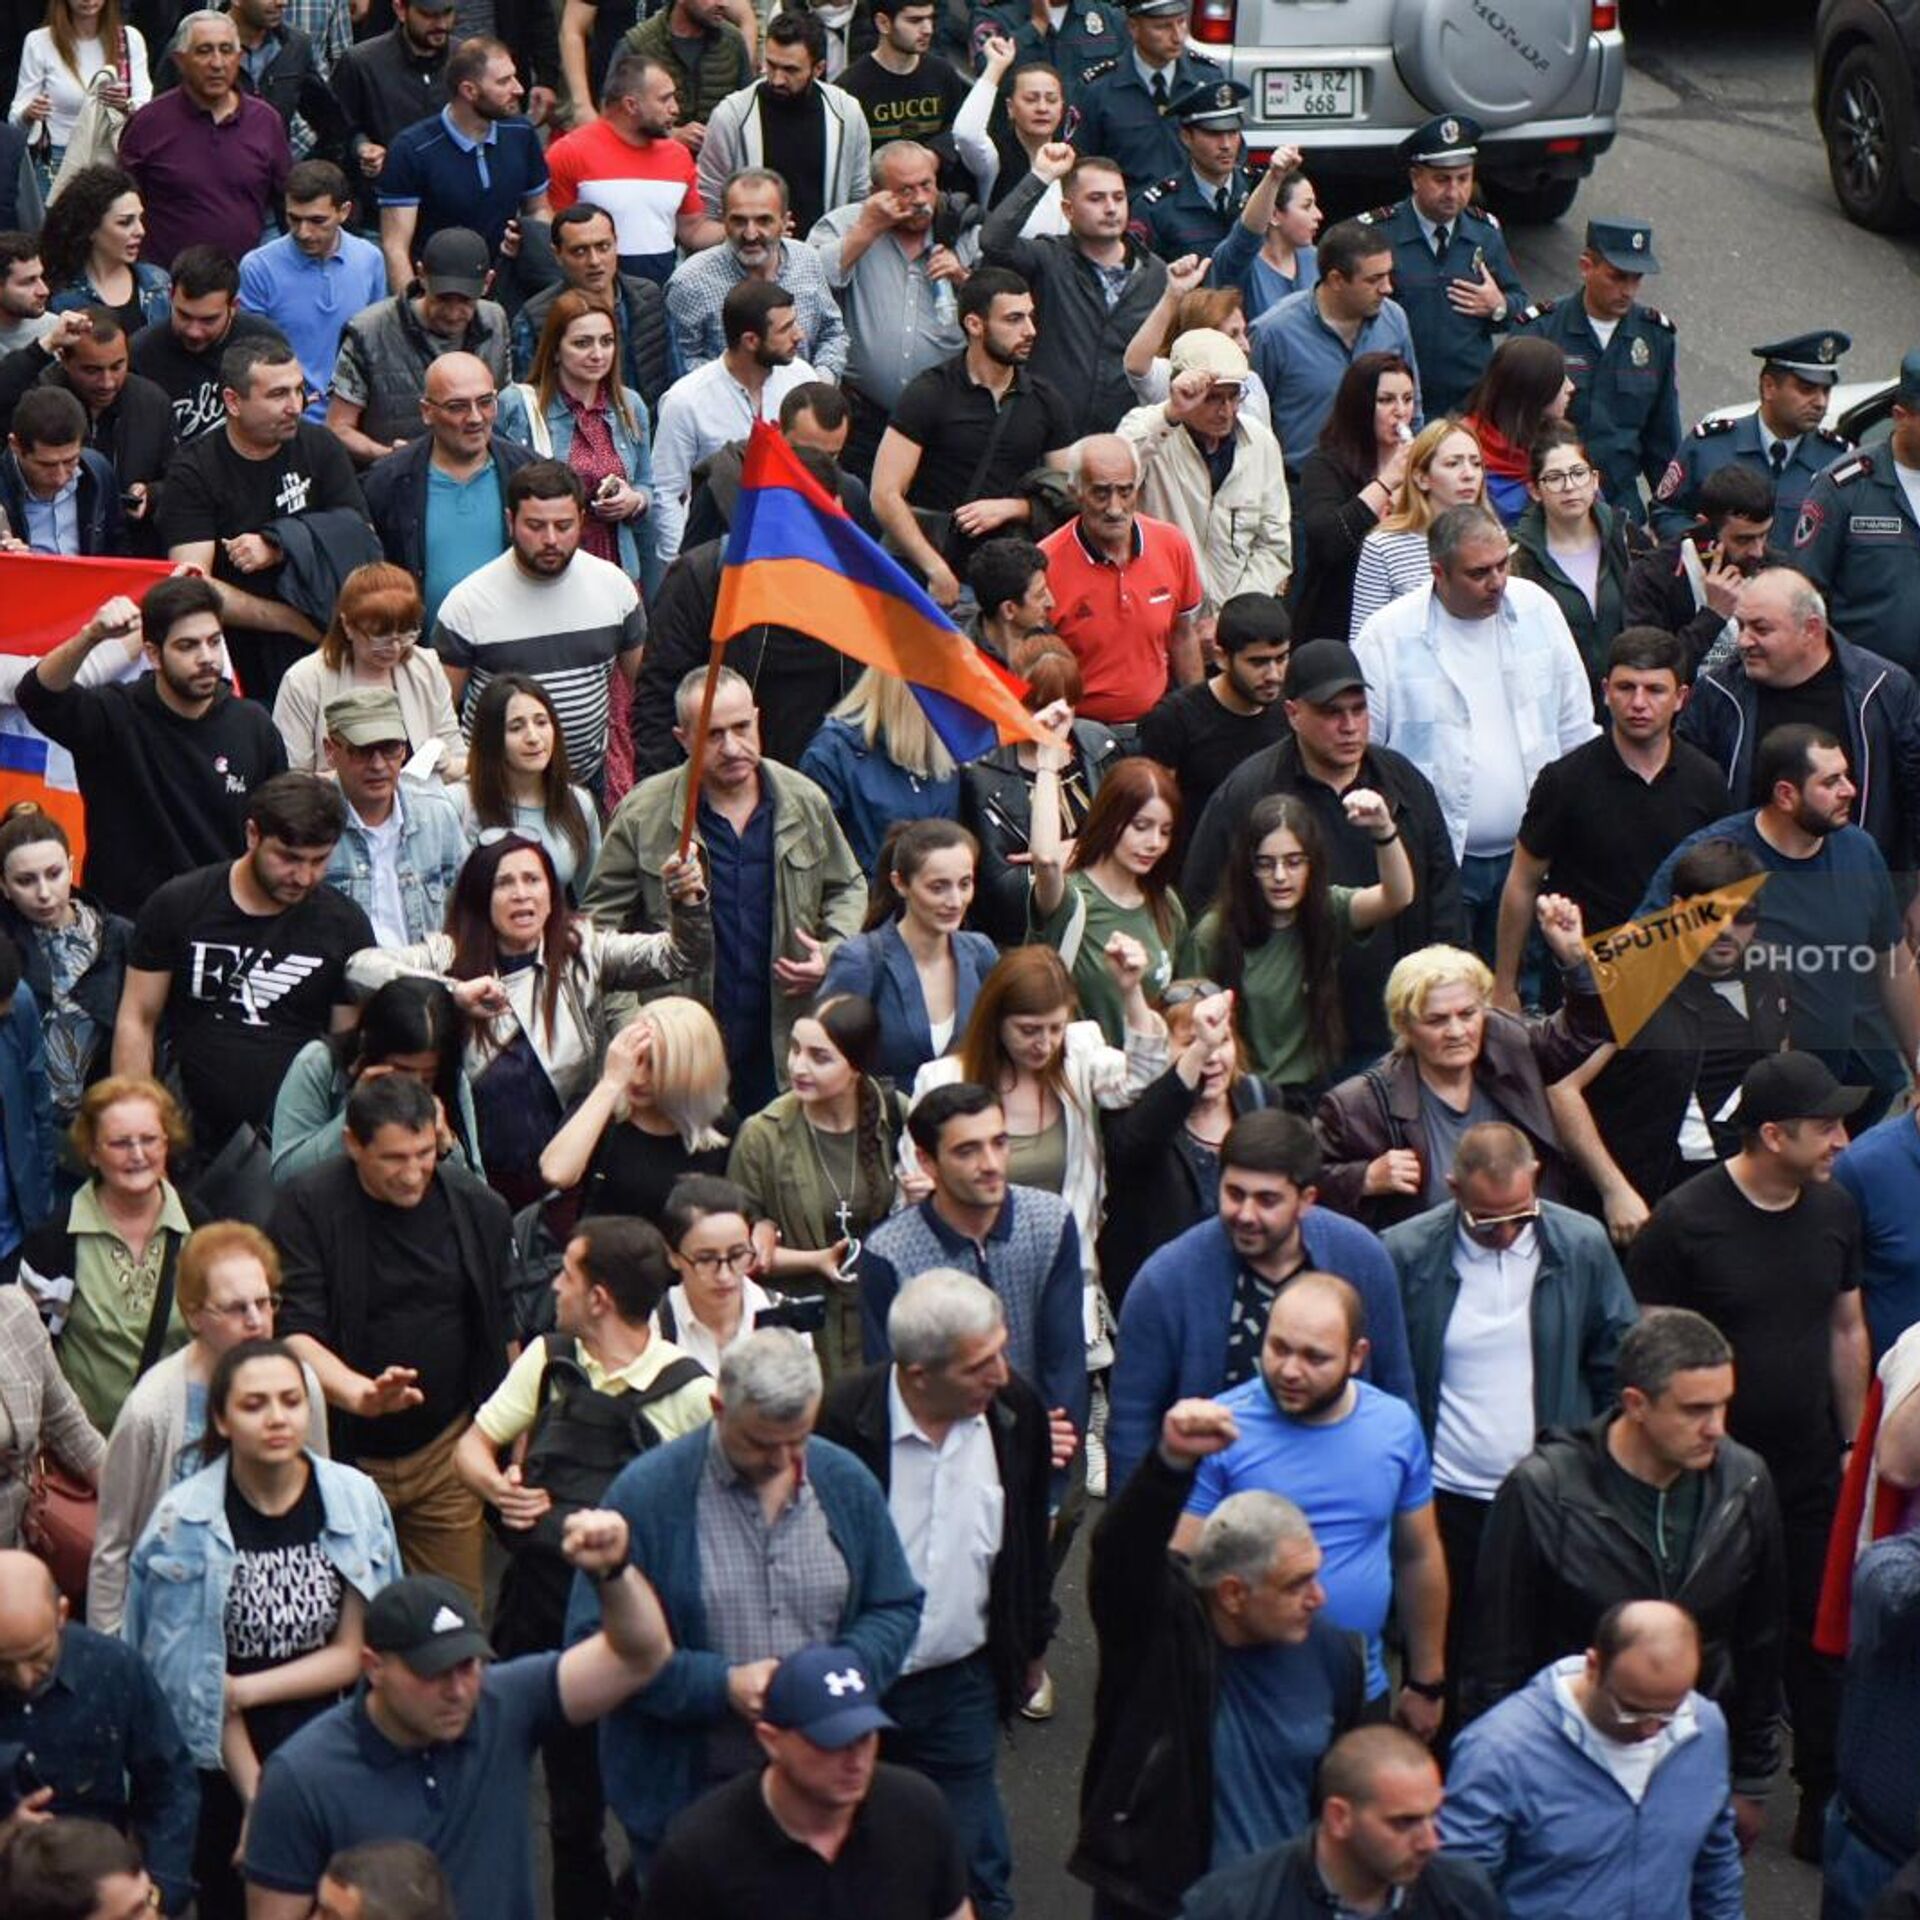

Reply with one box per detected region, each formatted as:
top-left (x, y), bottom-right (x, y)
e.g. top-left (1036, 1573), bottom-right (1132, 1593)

top-left (596, 474), bottom-right (623, 501)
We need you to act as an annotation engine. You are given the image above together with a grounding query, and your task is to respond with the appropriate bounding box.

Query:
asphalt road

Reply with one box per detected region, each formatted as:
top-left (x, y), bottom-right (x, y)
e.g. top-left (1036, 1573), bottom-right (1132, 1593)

top-left (1003, 9), bottom-right (1884, 1914)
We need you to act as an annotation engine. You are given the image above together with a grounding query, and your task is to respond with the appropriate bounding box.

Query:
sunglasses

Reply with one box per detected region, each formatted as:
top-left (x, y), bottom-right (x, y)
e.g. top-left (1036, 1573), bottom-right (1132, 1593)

top-left (1162, 979), bottom-right (1223, 1009)
top-left (1460, 1202), bottom-right (1541, 1234)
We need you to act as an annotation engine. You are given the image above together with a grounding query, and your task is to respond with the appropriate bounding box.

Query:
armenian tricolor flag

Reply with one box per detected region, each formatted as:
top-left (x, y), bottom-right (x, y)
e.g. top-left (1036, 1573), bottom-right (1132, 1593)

top-left (713, 421), bottom-right (1050, 760)
top-left (0, 552), bottom-right (177, 874)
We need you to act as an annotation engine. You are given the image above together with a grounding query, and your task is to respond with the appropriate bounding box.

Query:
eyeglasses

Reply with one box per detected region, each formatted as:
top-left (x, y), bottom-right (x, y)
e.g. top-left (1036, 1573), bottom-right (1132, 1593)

top-left (1162, 979), bottom-right (1224, 1009)
top-left (476, 828), bottom-right (539, 848)
top-left (349, 626), bottom-right (420, 649)
top-left (427, 394), bottom-right (499, 416)
top-left (1600, 1683), bottom-right (1682, 1728)
top-left (685, 1245), bottom-right (754, 1277)
top-left (1253, 853), bottom-right (1311, 877)
top-left (1537, 464), bottom-right (1595, 490)
top-left (200, 1294), bottom-right (281, 1323)
top-left (337, 739), bottom-right (410, 763)
top-left (1460, 1202), bottom-right (1541, 1234)
top-left (99, 1133), bottom-right (166, 1155)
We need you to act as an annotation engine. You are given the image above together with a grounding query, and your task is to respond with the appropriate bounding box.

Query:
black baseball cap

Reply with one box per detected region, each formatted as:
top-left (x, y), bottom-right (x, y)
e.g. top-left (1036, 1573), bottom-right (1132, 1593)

top-left (420, 227), bottom-right (489, 298)
top-left (366, 1577), bottom-right (494, 1676)
top-left (1283, 638), bottom-right (1368, 704)
top-left (1728, 1052), bottom-right (1867, 1132)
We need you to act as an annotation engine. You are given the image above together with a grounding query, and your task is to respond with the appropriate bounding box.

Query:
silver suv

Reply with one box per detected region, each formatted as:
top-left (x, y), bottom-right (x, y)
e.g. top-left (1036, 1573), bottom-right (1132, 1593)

top-left (1189, 0), bottom-right (1626, 221)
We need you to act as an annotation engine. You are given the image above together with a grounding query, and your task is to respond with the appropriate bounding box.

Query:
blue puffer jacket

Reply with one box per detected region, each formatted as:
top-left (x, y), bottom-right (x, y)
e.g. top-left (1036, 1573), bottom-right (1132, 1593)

top-left (123, 1453), bottom-right (400, 1767)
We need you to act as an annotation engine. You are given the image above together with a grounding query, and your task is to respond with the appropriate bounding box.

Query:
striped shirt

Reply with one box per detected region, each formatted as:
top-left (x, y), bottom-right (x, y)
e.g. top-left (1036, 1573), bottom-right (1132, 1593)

top-left (432, 548), bottom-right (645, 786)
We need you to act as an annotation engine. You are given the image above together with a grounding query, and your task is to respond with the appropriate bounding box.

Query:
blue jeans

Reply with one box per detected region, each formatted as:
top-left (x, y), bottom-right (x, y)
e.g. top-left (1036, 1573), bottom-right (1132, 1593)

top-left (1823, 1797), bottom-right (1905, 1920)
top-left (884, 1651), bottom-right (1013, 1919)
top-left (1461, 846), bottom-right (1546, 1002)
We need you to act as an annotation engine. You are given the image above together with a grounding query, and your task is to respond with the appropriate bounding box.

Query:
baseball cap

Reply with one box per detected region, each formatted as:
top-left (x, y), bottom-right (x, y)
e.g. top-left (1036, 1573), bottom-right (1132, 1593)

top-left (1169, 327), bottom-right (1249, 385)
top-left (1283, 638), bottom-right (1368, 704)
top-left (420, 227), bottom-right (490, 298)
top-left (1897, 347), bottom-right (1920, 410)
top-left (761, 1645), bottom-right (895, 1748)
top-left (323, 687), bottom-right (409, 748)
top-left (366, 1577), bottom-right (494, 1676)
top-left (1584, 218), bottom-right (1659, 274)
top-left (1728, 1052), bottom-right (1867, 1132)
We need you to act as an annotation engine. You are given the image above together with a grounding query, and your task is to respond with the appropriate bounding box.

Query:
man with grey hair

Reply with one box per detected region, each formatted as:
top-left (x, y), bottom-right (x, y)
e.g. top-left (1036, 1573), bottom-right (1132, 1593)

top-left (816, 1269), bottom-right (1055, 1920)
top-left (574, 1326), bottom-right (922, 1881)
top-left (587, 661), bottom-right (865, 1112)
top-left (119, 10), bottom-right (293, 273)
top-left (1678, 562), bottom-right (1920, 886)
top-left (1353, 500), bottom-right (1596, 961)
top-left (1073, 1398), bottom-right (1366, 1920)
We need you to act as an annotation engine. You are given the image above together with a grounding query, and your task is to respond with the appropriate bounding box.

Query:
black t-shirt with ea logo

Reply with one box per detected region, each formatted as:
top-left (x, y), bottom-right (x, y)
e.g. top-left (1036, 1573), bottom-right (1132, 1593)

top-left (129, 861), bottom-right (373, 1148)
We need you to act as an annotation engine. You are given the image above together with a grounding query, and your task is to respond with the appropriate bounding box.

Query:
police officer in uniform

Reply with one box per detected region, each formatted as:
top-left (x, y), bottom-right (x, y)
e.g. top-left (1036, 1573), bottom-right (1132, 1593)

top-left (1650, 330), bottom-right (1855, 541)
top-left (970, 0), bottom-right (1129, 106)
top-left (1135, 79), bottom-right (1253, 260)
top-left (1520, 218), bottom-right (1681, 524)
top-left (1354, 113), bottom-right (1528, 415)
top-left (1793, 346), bottom-right (1920, 677)
top-left (1074, 0), bottom-right (1222, 199)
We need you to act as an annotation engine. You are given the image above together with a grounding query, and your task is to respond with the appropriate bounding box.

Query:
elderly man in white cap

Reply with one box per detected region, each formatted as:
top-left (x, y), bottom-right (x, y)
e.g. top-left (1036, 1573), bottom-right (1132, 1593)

top-left (1118, 325), bottom-right (1292, 643)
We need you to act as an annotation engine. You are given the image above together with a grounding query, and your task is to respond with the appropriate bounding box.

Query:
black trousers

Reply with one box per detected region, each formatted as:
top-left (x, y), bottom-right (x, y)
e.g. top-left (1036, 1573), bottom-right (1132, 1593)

top-left (1433, 1487), bottom-right (1491, 1757)
top-left (542, 1715), bottom-right (613, 1920)
top-left (1781, 1482), bottom-right (1844, 1802)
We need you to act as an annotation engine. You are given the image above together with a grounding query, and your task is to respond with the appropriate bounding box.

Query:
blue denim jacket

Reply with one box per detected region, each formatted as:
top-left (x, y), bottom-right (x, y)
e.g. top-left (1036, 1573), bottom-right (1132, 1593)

top-left (123, 1453), bottom-right (401, 1767)
top-left (324, 777), bottom-right (471, 946)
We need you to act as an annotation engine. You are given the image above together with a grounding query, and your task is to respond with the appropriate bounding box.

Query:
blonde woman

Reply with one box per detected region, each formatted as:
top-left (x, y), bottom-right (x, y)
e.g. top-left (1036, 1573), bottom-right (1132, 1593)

top-left (798, 667), bottom-right (959, 882)
top-left (1347, 418), bottom-right (1488, 638)
top-left (1312, 906), bottom-right (1602, 1231)
top-left (271, 563), bottom-right (464, 778)
top-left (537, 997), bottom-right (735, 1225)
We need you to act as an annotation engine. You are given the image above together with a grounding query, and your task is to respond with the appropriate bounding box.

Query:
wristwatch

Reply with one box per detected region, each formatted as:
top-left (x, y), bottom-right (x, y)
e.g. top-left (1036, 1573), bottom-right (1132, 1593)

top-left (1402, 1675), bottom-right (1446, 1701)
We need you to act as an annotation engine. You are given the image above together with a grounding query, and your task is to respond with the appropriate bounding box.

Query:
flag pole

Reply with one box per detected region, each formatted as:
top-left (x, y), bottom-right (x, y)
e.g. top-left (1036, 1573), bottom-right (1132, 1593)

top-left (674, 623), bottom-right (729, 860)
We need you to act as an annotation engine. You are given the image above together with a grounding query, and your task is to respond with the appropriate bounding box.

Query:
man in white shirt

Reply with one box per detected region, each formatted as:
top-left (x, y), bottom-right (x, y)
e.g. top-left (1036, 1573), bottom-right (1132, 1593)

top-left (649, 277), bottom-right (817, 565)
top-left (1353, 501), bottom-right (1597, 963)
top-left (815, 1268), bottom-right (1055, 1920)
top-left (1382, 1121), bottom-right (1637, 1739)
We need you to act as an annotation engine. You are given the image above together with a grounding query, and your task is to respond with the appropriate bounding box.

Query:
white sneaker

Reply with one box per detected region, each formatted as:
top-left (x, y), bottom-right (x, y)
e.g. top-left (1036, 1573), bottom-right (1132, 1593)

top-left (1085, 1425), bottom-right (1108, 1499)
top-left (1020, 1669), bottom-right (1055, 1720)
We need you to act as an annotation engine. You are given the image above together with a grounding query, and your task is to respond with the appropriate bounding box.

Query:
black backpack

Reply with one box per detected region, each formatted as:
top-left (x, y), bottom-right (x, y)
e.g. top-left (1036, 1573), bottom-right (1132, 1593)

top-left (490, 1337), bottom-right (709, 1654)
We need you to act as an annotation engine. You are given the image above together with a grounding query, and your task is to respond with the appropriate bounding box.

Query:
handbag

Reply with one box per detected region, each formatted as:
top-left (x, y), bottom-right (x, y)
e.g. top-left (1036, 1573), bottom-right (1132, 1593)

top-left (48, 65), bottom-right (132, 203)
top-left (881, 381), bottom-right (1023, 575)
top-left (25, 1232), bottom-right (181, 1606)
top-left (190, 1122), bottom-right (278, 1229)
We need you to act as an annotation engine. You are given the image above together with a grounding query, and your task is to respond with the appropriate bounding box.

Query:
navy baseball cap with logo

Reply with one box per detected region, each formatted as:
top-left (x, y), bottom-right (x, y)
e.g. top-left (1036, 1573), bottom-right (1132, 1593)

top-left (366, 1577), bottom-right (494, 1676)
top-left (762, 1645), bottom-right (896, 1748)
top-left (1752, 330), bottom-right (1852, 388)
top-left (1400, 113), bottom-right (1481, 167)
top-left (1584, 218), bottom-right (1659, 274)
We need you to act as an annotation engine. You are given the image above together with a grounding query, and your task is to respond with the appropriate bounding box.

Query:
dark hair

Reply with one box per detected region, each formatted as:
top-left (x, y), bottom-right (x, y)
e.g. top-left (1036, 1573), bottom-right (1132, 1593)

top-left (0, 803), bottom-right (70, 869)
top-left (552, 201), bottom-right (616, 244)
top-left (337, 978), bottom-right (469, 1155)
top-left (443, 832), bottom-right (577, 1043)
top-left (1220, 1107), bottom-right (1323, 1187)
top-left (1316, 1726), bottom-right (1435, 1809)
top-left (320, 1841), bottom-right (455, 1920)
top-left (574, 1215), bottom-right (676, 1322)
top-left (1699, 462), bottom-right (1775, 528)
top-left (506, 458), bottom-right (587, 514)
top-left (1315, 218), bottom-right (1390, 284)
top-left (345, 1069), bottom-right (438, 1142)
top-left (463, 672), bottom-right (591, 866)
top-left (0, 1817), bottom-right (145, 1920)
top-left (958, 264), bottom-right (1029, 327)
top-left (660, 1173), bottom-right (758, 1249)
top-left (795, 993), bottom-right (895, 1219)
top-left (1527, 417), bottom-right (1589, 482)
top-left (220, 333), bottom-right (301, 399)
top-left (1618, 1307), bottom-right (1732, 1401)
top-left (1755, 722), bottom-right (1842, 804)
top-left (1069, 758), bottom-right (1182, 941)
top-left (1669, 835), bottom-right (1764, 900)
top-left (1605, 626), bottom-right (1687, 679)
top-left (601, 46), bottom-right (666, 100)
top-left (968, 535), bottom-right (1047, 620)
top-left (0, 929), bottom-right (21, 1003)
top-left (907, 1079), bottom-right (1000, 1157)
top-left (139, 573), bottom-right (222, 651)
top-left (10, 386), bottom-right (88, 450)
top-left (168, 244), bottom-right (239, 300)
top-left (247, 772), bottom-right (345, 849)
top-left (0, 230), bottom-right (41, 274)
top-left (1463, 335), bottom-right (1568, 451)
top-left (958, 945), bottom-right (1077, 1103)
top-left (37, 163), bottom-right (139, 287)
top-left (1062, 153), bottom-right (1125, 195)
top-left (1210, 794), bottom-right (1344, 1072)
top-left (446, 34), bottom-right (511, 92)
top-left (286, 158), bottom-right (351, 206)
top-left (203, 1336), bottom-right (309, 1464)
top-left (1316, 350), bottom-right (1414, 483)
top-left (70, 303), bottom-right (123, 345)
top-left (779, 380), bottom-right (848, 432)
top-left (863, 818), bottom-right (978, 930)
top-left (766, 9), bottom-right (827, 62)
top-left (722, 277), bottom-right (794, 349)
top-left (1216, 593), bottom-right (1290, 656)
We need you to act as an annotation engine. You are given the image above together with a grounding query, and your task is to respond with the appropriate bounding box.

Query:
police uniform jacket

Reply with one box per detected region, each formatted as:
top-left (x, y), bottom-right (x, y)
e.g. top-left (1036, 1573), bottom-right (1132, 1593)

top-left (1650, 408), bottom-right (1852, 542)
top-left (1073, 48), bottom-right (1222, 195)
top-left (1136, 164), bottom-right (1251, 260)
top-left (1791, 444), bottom-right (1920, 678)
top-left (1358, 198), bottom-right (1527, 415)
top-left (1521, 295), bottom-right (1681, 518)
top-left (972, 0), bottom-right (1128, 102)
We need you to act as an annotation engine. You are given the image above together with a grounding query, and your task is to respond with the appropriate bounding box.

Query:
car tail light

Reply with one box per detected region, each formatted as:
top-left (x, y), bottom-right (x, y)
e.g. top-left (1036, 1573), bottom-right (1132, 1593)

top-left (1545, 136), bottom-right (1583, 152)
top-left (1591, 0), bottom-right (1617, 27)
top-left (1193, 0), bottom-right (1235, 45)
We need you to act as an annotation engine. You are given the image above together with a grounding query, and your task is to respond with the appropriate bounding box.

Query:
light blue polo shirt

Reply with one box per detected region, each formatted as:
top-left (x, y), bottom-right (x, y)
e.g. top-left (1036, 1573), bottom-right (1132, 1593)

top-left (238, 230), bottom-right (390, 419)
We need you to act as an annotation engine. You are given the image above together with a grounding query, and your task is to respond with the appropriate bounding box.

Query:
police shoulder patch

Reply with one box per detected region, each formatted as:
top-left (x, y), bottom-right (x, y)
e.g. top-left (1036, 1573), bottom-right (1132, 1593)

top-left (1083, 56), bottom-right (1118, 81)
top-left (1141, 176), bottom-right (1177, 202)
top-left (1655, 457), bottom-right (1686, 501)
top-left (1689, 416), bottom-right (1735, 440)
top-left (1639, 306), bottom-right (1676, 333)
top-left (1829, 453), bottom-right (1873, 488)
top-left (1815, 424), bottom-right (1852, 446)
top-left (1794, 499), bottom-right (1824, 548)
top-left (1189, 48), bottom-right (1221, 68)
top-left (1519, 300), bottom-right (1551, 323)
top-left (1471, 203), bottom-right (1503, 230)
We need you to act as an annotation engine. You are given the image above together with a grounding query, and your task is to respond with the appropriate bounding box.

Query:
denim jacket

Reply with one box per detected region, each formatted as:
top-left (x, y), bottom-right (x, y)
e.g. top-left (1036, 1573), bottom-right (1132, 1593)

top-left (324, 776), bottom-right (470, 945)
top-left (122, 1453), bottom-right (400, 1767)
top-left (495, 380), bottom-right (656, 591)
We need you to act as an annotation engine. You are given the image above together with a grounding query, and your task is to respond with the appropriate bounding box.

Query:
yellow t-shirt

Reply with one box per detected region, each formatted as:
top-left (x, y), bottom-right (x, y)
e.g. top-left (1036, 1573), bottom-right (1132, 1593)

top-left (473, 1333), bottom-right (715, 1447)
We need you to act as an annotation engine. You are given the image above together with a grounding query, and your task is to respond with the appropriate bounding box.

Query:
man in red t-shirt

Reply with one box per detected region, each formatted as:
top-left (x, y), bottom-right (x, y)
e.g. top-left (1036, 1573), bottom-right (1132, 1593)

top-left (545, 49), bottom-right (723, 283)
top-left (1041, 433), bottom-right (1205, 726)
